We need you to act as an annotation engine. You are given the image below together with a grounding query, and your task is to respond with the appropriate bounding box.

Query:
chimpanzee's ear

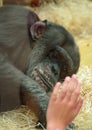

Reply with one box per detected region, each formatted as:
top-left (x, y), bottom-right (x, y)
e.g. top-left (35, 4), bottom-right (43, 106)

top-left (30, 20), bottom-right (47, 40)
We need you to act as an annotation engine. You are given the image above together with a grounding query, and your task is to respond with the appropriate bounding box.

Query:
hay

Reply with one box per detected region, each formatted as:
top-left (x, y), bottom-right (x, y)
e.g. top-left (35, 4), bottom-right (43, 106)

top-left (74, 66), bottom-right (92, 130)
top-left (0, 0), bottom-right (92, 130)
top-left (31, 0), bottom-right (92, 39)
top-left (0, 106), bottom-right (38, 130)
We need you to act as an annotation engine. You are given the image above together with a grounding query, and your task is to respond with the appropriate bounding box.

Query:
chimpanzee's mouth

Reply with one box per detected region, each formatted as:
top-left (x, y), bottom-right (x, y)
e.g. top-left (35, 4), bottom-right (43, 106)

top-left (36, 69), bottom-right (53, 89)
top-left (31, 68), bottom-right (54, 92)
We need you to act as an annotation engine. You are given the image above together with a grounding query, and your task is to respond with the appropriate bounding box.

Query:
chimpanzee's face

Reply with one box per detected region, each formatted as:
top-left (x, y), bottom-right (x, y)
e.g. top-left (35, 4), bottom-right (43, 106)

top-left (29, 21), bottom-right (80, 92)
top-left (30, 45), bottom-right (79, 92)
top-left (30, 57), bottom-right (60, 92)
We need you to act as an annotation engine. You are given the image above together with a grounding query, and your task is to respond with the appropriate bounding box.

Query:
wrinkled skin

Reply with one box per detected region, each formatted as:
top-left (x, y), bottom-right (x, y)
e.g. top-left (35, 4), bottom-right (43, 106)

top-left (0, 5), bottom-right (80, 129)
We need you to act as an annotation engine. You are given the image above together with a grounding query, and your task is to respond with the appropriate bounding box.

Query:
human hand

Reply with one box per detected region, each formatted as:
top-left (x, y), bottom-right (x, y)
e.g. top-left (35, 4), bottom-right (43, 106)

top-left (46, 74), bottom-right (83, 130)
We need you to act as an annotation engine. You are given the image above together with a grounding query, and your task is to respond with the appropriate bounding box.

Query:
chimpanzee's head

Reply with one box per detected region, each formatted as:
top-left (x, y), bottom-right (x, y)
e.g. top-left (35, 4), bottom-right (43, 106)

top-left (28, 20), bottom-right (80, 92)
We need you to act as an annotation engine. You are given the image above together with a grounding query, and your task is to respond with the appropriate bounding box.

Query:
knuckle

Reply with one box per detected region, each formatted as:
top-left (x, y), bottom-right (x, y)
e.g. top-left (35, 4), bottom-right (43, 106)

top-left (62, 89), bottom-right (66, 94)
top-left (67, 90), bottom-right (72, 96)
top-left (61, 88), bottom-right (66, 94)
top-left (69, 87), bottom-right (73, 93)
top-left (69, 102), bottom-right (74, 108)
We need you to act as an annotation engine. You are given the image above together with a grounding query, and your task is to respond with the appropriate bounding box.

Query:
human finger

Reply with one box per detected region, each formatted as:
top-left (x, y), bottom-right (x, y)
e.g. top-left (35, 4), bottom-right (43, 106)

top-left (74, 97), bottom-right (84, 116)
top-left (71, 80), bottom-right (81, 104)
top-left (59, 76), bottom-right (71, 100)
top-left (50, 82), bottom-right (61, 101)
top-left (63, 75), bottom-right (77, 102)
top-left (68, 74), bottom-right (78, 94)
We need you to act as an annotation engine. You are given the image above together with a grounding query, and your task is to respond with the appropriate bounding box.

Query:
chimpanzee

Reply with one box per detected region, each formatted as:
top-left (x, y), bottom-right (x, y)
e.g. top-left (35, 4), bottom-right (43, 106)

top-left (0, 5), bottom-right (80, 129)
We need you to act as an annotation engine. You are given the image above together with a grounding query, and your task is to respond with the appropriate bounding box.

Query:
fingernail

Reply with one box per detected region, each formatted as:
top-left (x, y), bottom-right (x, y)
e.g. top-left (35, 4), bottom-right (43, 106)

top-left (72, 74), bottom-right (76, 79)
top-left (65, 76), bottom-right (71, 81)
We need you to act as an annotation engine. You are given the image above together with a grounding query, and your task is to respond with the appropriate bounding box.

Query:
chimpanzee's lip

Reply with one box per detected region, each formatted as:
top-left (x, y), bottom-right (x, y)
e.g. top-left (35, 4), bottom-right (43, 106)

top-left (35, 69), bottom-right (53, 91)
